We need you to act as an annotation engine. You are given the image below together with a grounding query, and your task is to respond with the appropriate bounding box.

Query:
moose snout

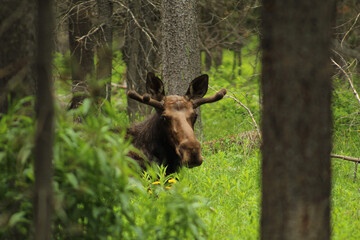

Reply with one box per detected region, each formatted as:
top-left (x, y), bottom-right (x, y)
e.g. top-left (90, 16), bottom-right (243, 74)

top-left (177, 140), bottom-right (203, 168)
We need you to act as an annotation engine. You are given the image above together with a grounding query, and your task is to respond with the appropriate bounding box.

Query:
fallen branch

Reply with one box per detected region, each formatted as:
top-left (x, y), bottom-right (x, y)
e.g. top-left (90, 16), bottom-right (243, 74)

top-left (331, 154), bottom-right (360, 182)
top-left (331, 154), bottom-right (360, 163)
top-left (111, 83), bottom-right (127, 89)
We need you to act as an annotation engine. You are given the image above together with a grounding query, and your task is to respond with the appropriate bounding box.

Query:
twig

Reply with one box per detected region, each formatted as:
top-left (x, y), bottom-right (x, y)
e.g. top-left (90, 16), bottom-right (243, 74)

top-left (209, 86), bottom-right (261, 139)
top-left (354, 162), bottom-right (358, 183)
top-left (76, 23), bottom-right (104, 42)
top-left (331, 58), bottom-right (360, 107)
top-left (341, 13), bottom-right (360, 47)
top-left (331, 154), bottom-right (360, 182)
top-left (114, 0), bottom-right (157, 51)
top-left (226, 95), bottom-right (261, 139)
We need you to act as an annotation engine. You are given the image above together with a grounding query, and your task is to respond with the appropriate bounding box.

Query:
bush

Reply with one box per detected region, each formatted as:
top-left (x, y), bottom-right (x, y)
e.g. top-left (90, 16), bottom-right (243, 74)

top-left (0, 99), bottom-right (206, 240)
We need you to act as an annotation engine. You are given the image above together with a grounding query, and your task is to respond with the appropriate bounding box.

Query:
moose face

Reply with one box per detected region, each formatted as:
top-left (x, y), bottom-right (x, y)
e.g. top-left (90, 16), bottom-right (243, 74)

top-left (127, 72), bottom-right (226, 169)
top-left (161, 95), bottom-right (202, 168)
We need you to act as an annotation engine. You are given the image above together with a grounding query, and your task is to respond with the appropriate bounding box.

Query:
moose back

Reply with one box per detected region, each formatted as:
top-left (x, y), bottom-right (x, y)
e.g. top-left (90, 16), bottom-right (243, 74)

top-left (126, 73), bottom-right (226, 174)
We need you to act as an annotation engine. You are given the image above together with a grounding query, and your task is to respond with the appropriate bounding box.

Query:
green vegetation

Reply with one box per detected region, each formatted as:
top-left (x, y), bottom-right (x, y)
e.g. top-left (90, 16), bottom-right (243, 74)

top-left (1, 38), bottom-right (360, 239)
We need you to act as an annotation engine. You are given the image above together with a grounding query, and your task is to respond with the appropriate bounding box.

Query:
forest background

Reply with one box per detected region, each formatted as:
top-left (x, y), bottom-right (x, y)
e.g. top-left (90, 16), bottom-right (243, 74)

top-left (1, 0), bottom-right (360, 239)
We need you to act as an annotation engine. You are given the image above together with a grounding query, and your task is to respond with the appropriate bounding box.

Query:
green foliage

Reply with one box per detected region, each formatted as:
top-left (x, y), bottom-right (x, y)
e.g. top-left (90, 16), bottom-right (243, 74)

top-left (0, 99), bottom-right (206, 240)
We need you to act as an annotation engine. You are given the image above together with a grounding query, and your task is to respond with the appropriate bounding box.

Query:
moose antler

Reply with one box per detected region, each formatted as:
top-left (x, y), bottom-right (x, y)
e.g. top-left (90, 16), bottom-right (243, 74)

top-left (192, 88), bottom-right (227, 108)
top-left (127, 90), bottom-right (164, 110)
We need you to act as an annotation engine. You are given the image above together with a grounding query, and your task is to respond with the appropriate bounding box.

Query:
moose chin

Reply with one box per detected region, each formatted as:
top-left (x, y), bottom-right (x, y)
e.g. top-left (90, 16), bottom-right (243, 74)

top-left (126, 72), bottom-right (226, 175)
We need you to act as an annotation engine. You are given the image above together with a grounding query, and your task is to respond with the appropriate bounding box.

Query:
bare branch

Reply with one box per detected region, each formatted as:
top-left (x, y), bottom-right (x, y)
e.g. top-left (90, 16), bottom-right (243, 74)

top-left (331, 58), bottom-right (360, 107)
top-left (331, 154), bottom-right (360, 163)
top-left (209, 86), bottom-right (261, 139)
top-left (114, 0), bottom-right (157, 51)
top-left (341, 13), bottom-right (360, 47)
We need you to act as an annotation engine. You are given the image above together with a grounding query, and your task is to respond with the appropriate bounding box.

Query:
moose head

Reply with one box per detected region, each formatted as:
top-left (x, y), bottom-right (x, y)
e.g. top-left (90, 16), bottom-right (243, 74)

top-left (127, 72), bottom-right (226, 172)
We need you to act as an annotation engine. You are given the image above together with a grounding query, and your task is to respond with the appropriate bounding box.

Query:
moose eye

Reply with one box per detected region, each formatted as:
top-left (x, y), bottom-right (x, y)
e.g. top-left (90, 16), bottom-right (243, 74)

top-left (160, 115), bottom-right (167, 121)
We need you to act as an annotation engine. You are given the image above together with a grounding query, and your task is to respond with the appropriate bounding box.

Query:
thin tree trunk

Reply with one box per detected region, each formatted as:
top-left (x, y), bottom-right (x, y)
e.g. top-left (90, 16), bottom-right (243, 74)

top-left (260, 1), bottom-right (335, 239)
top-left (96, 0), bottom-right (113, 103)
top-left (34, 0), bottom-right (54, 239)
top-left (205, 50), bottom-right (212, 72)
top-left (68, 0), bottom-right (94, 109)
top-left (0, 1), bottom-right (37, 114)
top-left (214, 45), bottom-right (223, 68)
top-left (237, 46), bottom-right (242, 75)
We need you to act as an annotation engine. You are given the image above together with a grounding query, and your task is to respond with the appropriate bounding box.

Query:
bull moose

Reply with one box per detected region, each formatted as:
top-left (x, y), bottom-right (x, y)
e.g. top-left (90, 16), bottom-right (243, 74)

top-left (126, 72), bottom-right (226, 174)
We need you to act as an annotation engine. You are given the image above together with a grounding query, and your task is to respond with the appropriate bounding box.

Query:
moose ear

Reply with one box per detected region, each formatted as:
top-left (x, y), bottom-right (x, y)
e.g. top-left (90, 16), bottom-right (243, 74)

top-left (185, 74), bottom-right (209, 100)
top-left (146, 72), bottom-right (165, 101)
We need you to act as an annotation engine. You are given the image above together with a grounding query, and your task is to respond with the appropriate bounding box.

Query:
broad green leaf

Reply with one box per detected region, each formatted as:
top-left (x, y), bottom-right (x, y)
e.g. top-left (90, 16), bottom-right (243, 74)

top-left (8, 211), bottom-right (26, 227)
top-left (66, 173), bottom-right (79, 189)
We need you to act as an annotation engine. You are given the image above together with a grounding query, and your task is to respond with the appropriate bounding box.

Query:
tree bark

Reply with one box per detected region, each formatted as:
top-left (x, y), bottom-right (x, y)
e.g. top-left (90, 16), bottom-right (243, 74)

top-left (260, 1), bottom-right (335, 239)
top-left (0, 0), bottom-right (37, 114)
top-left (96, 0), bottom-right (113, 103)
top-left (261, 1), bottom-right (336, 239)
top-left (122, 0), bottom-right (160, 121)
top-left (34, 0), bottom-right (54, 239)
top-left (161, 0), bottom-right (203, 136)
top-left (161, 0), bottom-right (201, 95)
top-left (68, 0), bottom-right (95, 109)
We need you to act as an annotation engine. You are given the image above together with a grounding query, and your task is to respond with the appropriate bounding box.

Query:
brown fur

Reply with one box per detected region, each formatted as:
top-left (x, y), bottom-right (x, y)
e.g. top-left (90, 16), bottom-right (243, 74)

top-left (126, 96), bottom-right (201, 174)
top-left (126, 72), bottom-right (226, 174)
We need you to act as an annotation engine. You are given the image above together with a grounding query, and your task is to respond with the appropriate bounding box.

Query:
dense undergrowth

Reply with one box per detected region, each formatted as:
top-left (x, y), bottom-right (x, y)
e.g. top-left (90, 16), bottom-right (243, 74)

top-left (1, 38), bottom-right (360, 239)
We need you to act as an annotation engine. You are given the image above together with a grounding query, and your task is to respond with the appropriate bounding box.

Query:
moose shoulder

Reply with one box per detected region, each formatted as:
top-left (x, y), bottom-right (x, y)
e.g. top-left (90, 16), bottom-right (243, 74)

top-left (126, 73), bottom-right (226, 174)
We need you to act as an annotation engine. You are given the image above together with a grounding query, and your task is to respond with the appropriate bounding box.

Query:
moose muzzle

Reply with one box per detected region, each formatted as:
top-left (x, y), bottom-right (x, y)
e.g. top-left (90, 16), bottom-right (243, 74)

top-left (177, 140), bottom-right (203, 168)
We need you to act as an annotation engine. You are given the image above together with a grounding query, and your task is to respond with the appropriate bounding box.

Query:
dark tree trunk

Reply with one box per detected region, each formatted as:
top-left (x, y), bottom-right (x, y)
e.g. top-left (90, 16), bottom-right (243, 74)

top-left (122, 0), bottom-right (160, 122)
top-left (205, 50), bottom-right (212, 72)
top-left (34, 0), bottom-right (54, 239)
top-left (214, 45), bottom-right (223, 68)
top-left (68, 0), bottom-right (95, 109)
top-left (96, 0), bottom-right (113, 103)
top-left (260, 1), bottom-right (336, 239)
top-left (232, 47), bottom-right (242, 76)
top-left (236, 46), bottom-right (242, 75)
top-left (0, 0), bottom-right (37, 114)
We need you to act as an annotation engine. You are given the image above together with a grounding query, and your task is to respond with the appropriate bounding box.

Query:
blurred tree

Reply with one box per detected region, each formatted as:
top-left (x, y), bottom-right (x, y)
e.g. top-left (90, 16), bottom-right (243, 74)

top-left (121, 0), bottom-right (161, 121)
top-left (0, 1), bottom-right (37, 114)
top-left (198, 0), bottom-right (260, 73)
top-left (333, 0), bottom-right (360, 81)
top-left (96, 0), bottom-right (113, 103)
top-left (68, 0), bottom-right (95, 109)
top-left (261, 0), bottom-right (335, 239)
top-left (34, 0), bottom-right (54, 239)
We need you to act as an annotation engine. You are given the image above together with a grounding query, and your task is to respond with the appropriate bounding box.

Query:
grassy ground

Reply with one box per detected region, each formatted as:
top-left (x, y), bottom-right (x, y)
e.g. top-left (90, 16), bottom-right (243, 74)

top-left (166, 47), bottom-right (360, 239)
top-left (48, 40), bottom-right (360, 239)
